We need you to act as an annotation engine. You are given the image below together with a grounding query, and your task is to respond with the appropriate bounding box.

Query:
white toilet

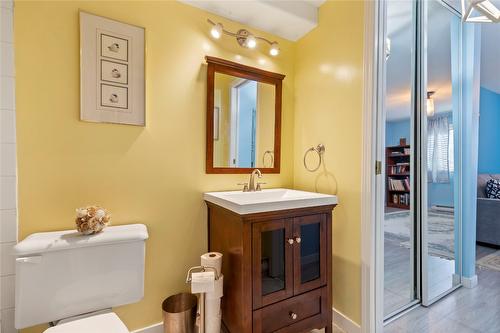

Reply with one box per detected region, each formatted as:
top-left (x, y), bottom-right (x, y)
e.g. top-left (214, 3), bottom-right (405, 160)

top-left (13, 224), bottom-right (149, 332)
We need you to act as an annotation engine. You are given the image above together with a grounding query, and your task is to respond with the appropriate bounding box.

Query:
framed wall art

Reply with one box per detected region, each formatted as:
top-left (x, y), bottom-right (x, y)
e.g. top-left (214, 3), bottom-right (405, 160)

top-left (80, 12), bottom-right (145, 126)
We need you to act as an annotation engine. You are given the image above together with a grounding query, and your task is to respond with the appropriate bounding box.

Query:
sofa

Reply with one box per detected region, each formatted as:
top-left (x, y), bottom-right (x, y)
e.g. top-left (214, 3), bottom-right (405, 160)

top-left (477, 174), bottom-right (500, 247)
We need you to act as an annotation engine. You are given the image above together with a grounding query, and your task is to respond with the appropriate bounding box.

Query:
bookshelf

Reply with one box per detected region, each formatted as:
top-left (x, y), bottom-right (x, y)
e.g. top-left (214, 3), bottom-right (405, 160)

top-left (386, 145), bottom-right (410, 210)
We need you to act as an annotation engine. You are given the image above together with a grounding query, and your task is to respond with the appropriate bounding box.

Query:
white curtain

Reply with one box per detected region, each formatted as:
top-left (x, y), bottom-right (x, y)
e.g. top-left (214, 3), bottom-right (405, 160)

top-left (427, 115), bottom-right (452, 183)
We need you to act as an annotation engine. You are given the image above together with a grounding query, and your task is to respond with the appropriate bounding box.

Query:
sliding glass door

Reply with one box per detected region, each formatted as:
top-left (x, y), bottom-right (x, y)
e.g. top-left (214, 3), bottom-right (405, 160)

top-left (380, 0), bottom-right (463, 321)
top-left (383, 0), bottom-right (418, 318)
top-left (421, 0), bottom-right (462, 305)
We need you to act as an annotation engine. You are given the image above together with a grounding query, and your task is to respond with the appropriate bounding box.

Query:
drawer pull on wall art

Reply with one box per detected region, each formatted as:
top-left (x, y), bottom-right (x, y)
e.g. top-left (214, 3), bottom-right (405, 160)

top-left (303, 144), bottom-right (325, 172)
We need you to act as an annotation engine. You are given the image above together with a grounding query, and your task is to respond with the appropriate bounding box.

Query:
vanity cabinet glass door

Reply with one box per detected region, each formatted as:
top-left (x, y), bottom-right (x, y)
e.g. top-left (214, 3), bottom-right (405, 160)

top-left (293, 214), bottom-right (327, 294)
top-left (252, 219), bottom-right (294, 309)
top-left (252, 214), bottom-right (327, 309)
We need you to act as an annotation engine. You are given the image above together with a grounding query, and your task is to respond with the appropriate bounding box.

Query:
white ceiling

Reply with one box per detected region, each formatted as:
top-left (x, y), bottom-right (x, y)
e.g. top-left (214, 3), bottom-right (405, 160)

top-left (481, 23), bottom-right (500, 94)
top-left (178, 0), bottom-right (325, 41)
top-left (386, 2), bottom-right (461, 121)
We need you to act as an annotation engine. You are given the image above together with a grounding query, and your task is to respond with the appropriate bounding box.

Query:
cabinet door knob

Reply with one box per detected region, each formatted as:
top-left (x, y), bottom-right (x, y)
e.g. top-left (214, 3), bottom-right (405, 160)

top-left (295, 237), bottom-right (301, 244)
top-left (287, 238), bottom-right (295, 245)
top-left (289, 311), bottom-right (298, 320)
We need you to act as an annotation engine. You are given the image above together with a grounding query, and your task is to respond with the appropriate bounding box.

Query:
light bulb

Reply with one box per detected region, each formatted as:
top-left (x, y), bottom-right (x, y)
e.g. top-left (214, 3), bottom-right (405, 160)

top-left (269, 42), bottom-right (279, 56)
top-left (210, 23), bottom-right (223, 39)
top-left (246, 35), bottom-right (257, 48)
top-left (426, 94), bottom-right (435, 117)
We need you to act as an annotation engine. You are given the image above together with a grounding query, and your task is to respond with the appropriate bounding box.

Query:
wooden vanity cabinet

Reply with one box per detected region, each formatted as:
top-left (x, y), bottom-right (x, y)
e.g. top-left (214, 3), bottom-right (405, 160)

top-left (206, 203), bottom-right (336, 333)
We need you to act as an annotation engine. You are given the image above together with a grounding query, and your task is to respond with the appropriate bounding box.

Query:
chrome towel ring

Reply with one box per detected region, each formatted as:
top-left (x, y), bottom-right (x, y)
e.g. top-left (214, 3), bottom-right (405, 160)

top-left (262, 150), bottom-right (274, 168)
top-left (303, 144), bottom-right (325, 172)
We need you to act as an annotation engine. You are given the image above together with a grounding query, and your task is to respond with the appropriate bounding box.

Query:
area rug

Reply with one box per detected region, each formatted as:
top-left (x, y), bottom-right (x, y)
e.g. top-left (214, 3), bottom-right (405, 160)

top-left (384, 210), bottom-right (456, 260)
top-left (477, 250), bottom-right (500, 272)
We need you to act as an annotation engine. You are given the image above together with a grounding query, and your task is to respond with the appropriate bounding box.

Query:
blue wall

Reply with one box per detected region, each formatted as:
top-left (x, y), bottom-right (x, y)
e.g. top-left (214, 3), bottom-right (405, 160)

top-left (478, 87), bottom-right (500, 174)
top-left (386, 119), bottom-right (411, 147)
top-left (386, 118), bottom-right (454, 206)
top-left (237, 81), bottom-right (257, 167)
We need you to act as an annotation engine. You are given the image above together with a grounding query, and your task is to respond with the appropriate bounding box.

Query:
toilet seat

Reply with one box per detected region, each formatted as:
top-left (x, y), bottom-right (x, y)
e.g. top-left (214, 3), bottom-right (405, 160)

top-left (44, 312), bottom-right (129, 333)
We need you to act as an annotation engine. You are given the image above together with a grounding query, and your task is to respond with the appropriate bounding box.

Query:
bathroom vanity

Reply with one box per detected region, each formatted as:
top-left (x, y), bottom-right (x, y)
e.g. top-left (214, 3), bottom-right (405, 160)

top-left (205, 189), bottom-right (337, 333)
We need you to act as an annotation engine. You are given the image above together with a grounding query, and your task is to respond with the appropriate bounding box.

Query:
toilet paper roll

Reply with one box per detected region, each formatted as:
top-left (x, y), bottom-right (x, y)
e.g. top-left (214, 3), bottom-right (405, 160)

top-left (204, 297), bottom-right (221, 318)
top-left (205, 313), bottom-right (221, 333)
top-left (205, 274), bottom-right (223, 300)
top-left (201, 252), bottom-right (223, 277)
top-left (190, 271), bottom-right (215, 294)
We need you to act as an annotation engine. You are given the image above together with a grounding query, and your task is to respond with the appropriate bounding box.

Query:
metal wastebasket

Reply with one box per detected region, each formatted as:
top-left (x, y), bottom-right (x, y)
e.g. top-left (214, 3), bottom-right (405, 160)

top-left (162, 293), bottom-right (198, 333)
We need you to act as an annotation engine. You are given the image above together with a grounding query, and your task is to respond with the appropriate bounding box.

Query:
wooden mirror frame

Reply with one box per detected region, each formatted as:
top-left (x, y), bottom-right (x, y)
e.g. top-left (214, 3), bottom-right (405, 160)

top-left (206, 56), bottom-right (285, 174)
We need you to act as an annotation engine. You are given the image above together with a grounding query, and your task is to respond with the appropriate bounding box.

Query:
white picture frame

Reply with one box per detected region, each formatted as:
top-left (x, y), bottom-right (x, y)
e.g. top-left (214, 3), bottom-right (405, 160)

top-left (80, 11), bottom-right (145, 126)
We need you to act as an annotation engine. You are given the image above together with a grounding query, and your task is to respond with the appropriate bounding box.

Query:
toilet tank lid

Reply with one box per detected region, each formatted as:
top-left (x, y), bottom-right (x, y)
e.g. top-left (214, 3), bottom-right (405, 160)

top-left (14, 224), bottom-right (148, 256)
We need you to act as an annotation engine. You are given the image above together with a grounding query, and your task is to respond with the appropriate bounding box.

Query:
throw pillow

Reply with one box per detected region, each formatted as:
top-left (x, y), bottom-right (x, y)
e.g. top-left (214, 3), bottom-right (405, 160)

top-left (485, 179), bottom-right (500, 199)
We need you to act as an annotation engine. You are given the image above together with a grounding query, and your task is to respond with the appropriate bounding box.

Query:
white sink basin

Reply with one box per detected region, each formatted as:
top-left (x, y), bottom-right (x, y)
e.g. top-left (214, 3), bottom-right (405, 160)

top-left (204, 188), bottom-right (338, 215)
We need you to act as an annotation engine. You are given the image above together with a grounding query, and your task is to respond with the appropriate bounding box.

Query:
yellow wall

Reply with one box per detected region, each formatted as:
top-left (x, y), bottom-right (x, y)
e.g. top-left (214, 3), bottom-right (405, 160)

top-left (213, 73), bottom-right (233, 167)
top-left (294, 0), bottom-right (365, 324)
top-left (14, 1), bottom-right (295, 332)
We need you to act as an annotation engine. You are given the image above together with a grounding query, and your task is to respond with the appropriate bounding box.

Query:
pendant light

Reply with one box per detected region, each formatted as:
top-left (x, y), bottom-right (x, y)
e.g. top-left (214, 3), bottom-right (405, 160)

top-left (462, 0), bottom-right (500, 23)
top-left (427, 91), bottom-right (436, 117)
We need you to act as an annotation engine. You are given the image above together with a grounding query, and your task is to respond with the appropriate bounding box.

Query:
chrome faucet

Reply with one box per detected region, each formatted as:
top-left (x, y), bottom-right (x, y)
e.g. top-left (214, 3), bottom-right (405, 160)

top-left (238, 169), bottom-right (265, 192)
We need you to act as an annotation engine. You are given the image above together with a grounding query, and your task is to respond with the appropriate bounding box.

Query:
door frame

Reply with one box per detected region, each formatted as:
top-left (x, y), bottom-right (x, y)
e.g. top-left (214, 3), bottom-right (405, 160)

top-left (361, 1), bottom-right (465, 332)
top-left (229, 78), bottom-right (254, 167)
top-left (360, 0), bottom-right (382, 331)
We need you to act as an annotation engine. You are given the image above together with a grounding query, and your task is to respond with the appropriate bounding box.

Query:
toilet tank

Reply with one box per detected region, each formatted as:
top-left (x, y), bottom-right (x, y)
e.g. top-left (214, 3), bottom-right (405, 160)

top-left (14, 224), bottom-right (148, 329)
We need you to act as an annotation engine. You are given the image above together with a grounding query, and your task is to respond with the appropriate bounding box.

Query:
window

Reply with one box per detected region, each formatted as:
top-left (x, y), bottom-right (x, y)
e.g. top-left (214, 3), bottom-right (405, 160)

top-left (427, 115), bottom-right (453, 183)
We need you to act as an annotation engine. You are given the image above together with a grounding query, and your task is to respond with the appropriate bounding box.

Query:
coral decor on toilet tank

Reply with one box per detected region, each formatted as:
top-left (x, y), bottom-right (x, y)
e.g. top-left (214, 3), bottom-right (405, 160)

top-left (75, 206), bottom-right (111, 234)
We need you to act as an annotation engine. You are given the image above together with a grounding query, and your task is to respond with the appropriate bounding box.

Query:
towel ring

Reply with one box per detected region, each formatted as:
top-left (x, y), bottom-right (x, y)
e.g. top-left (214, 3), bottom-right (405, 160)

top-left (303, 144), bottom-right (325, 172)
top-left (262, 150), bottom-right (274, 168)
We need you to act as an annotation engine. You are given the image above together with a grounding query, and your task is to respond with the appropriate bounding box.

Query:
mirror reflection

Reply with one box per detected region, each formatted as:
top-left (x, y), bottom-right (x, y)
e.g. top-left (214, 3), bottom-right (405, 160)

top-left (425, 0), bottom-right (461, 301)
top-left (383, 0), bottom-right (417, 317)
top-left (213, 72), bottom-right (276, 168)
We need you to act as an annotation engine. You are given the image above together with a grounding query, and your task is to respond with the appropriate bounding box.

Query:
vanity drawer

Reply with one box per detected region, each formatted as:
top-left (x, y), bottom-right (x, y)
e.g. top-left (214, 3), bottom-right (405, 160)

top-left (253, 288), bottom-right (327, 333)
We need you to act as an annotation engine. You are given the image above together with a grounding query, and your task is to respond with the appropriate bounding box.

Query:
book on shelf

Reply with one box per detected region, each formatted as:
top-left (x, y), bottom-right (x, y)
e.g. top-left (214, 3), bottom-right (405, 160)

top-left (388, 178), bottom-right (410, 191)
top-left (390, 148), bottom-right (410, 156)
top-left (392, 193), bottom-right (410, 206)
top-left (389, 164), bottom-right (410, 174)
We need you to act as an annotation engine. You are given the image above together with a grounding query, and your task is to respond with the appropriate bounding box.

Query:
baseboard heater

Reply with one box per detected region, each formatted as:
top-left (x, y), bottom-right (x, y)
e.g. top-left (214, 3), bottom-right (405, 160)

top-left (431, 205), bottom-right (454, 213)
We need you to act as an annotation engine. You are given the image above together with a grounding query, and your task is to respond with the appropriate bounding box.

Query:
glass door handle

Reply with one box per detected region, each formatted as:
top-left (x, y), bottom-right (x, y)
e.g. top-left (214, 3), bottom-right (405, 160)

top-left (295, 237), bottom-right (301, 244)
top-left (287, 238), bottom-right (295, 245)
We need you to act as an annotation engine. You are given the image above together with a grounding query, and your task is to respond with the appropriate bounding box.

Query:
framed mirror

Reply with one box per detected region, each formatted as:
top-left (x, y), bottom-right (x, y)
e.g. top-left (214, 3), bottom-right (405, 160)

top-left (205, 56), bottom-right (285, 174)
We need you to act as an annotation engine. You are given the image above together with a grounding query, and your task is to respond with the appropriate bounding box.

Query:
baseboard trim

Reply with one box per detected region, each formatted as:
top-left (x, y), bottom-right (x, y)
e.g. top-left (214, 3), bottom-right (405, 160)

top-left (132, 309), bottom-right (361, 333)
top-left (333, 308), bottom-right (361, 333)
top-left (131, 322), bottom-right (163, 333)
top-left (462, 275), bottom-right (478, 289)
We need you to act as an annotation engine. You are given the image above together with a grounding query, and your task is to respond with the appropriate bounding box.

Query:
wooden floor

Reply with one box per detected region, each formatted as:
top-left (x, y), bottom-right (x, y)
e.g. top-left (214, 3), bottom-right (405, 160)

top-left (384, 245), bottom-right (500, 333)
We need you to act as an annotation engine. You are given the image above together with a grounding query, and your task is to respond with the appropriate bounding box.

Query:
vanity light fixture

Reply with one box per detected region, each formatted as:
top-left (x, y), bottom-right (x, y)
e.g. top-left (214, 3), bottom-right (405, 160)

top-left (207, 19), bottom-right (280, 56)
top-left (462, 0), bottom-right (500, 23)
top-left (210, 22), bottom-right (223, 39)
top-left (427, 91), bottom-right (436, 117)
top-left (246, 34), bottom-right (257, 49)
top-left (269, 42), bottom-right (280, 56)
